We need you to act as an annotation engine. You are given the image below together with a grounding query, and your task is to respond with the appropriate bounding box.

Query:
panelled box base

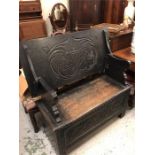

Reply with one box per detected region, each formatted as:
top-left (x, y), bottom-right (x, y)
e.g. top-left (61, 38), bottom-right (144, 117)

top-left (38, 75), bottom-right (130, 155)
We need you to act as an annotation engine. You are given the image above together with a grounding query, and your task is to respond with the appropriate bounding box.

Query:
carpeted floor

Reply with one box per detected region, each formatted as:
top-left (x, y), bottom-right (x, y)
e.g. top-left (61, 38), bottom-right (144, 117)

top-left (19, 102), bottom-right (135, 155)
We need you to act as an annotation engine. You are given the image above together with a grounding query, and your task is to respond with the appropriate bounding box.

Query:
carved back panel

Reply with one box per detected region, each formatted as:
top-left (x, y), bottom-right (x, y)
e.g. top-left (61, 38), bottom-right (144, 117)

top-left (20, 29), bottom-right (110, 91)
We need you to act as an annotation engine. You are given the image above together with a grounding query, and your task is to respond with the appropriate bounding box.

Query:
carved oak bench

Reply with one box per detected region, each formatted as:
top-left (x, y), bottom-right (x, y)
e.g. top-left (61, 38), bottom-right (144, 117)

top-left (20, 29), bottom-right (131, 155)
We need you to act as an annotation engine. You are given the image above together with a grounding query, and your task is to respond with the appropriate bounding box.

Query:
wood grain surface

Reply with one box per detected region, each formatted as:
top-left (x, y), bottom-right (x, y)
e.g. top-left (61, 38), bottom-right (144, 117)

top-left (58, 75), bottom-right (123, 122)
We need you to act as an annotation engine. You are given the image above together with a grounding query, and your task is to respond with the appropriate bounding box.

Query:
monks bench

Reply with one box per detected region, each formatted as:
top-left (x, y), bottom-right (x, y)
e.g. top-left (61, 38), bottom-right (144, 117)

top-left (20, 29), bottom-right (131, 155)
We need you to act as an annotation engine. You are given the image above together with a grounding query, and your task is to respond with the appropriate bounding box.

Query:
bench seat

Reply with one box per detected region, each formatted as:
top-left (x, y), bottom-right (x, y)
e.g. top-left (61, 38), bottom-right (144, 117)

top-left (58, 75), bottom-right (124, 122)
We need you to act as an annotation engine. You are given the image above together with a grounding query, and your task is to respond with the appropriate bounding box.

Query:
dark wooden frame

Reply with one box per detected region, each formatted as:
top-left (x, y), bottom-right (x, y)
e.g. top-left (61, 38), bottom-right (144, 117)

top-left (20, 29), bottom-right (131, 155)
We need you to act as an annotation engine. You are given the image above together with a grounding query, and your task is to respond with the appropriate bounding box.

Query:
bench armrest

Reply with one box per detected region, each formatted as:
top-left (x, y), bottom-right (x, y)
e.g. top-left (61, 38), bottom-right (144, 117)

top-left (37, 77), bottom-right (61, 123)
top-left (37, 77), bottom-right (57, 99)
top-left (105, 54), bottom-right (131, 85)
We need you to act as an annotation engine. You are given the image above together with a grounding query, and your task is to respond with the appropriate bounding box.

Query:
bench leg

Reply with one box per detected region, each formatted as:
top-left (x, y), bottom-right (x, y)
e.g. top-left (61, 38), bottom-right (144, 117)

top-left (128, 94), bottom-right (135, 109)
top-left (118, 93), bottom-right (129, 118)
top-left (29, 111), bottom-right (39, 133)
top-left (118, 110), bottom-right (126, 118)
top-left (54, 129), bottom-right (67, 155)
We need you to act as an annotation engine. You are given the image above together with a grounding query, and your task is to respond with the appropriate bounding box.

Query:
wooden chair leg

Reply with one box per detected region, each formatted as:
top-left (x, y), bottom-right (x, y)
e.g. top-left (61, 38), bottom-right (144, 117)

top-left (29, 110), bottom-right (39, 133)
top-left (23, 106), bottom-right (28, 114)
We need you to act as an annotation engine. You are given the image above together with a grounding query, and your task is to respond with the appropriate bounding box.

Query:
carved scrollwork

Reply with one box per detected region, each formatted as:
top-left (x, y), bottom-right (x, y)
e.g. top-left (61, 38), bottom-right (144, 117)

top-left (47, 36), bottom-right (97, 80)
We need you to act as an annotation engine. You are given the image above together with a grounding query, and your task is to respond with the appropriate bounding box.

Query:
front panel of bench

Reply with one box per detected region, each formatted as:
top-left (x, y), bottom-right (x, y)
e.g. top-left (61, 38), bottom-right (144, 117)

top-left (63, 89), bottom-right (129, 147)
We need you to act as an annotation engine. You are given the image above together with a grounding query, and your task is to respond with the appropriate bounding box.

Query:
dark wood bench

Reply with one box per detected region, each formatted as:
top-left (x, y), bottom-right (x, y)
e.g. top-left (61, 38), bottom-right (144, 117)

top-left (20, 29), bottom-right (131, 155)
